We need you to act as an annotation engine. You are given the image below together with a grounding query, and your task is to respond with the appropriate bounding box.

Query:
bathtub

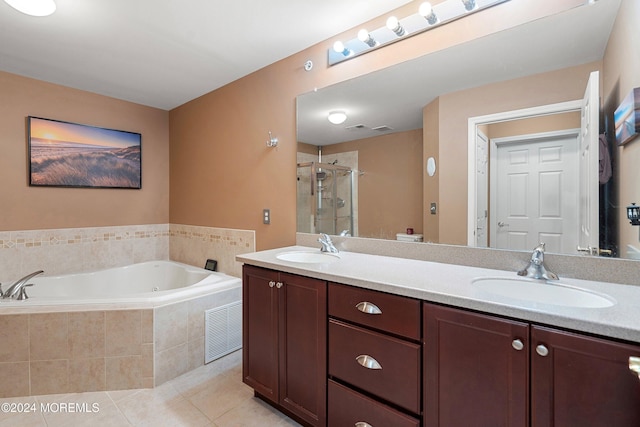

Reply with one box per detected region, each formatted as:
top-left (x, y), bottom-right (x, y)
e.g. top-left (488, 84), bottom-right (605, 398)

top-left (1, 260), bottom-right (240, 307)
top-left (0, 260), bottom-right (242, 397)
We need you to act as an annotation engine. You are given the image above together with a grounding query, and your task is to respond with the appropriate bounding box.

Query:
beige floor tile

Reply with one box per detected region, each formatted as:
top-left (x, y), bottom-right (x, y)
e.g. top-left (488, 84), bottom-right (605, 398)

top-left (0, 396), bottom-right (46, 427)
top-left (212, 397), bottom-right (301, 427)
top-left (188, 373), bottom-right (254, 421)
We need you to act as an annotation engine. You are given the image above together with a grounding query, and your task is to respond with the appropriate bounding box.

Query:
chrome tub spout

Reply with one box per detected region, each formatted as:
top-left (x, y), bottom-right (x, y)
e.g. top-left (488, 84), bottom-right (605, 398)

top-left (2, 270), bottom-right (44, 300)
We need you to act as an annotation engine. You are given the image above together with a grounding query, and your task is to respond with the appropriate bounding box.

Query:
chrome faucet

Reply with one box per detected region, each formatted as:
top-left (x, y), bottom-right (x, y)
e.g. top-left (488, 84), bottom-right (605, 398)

top-left (2, 270), bottom-right (44, 300)
top-left (318, 233), bottom-right (339, 253)
top-left (517, 243), bottom-right (558, 280)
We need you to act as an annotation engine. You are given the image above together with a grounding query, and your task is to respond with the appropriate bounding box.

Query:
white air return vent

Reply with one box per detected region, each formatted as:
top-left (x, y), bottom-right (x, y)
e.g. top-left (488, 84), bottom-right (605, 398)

top-left (345, 124), bottom-right (368, 131)
top-left (204, 301), bottom-right (242, 364)
top-left (372, 125), bottom-right (394, 132)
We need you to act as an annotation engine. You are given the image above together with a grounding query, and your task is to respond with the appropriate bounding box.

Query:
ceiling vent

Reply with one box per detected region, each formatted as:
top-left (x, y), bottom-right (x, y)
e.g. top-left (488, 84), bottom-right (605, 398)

top-left (345, 124), bottom-right (368, 131)
top-left (372, 125), bottom-right (394, 132)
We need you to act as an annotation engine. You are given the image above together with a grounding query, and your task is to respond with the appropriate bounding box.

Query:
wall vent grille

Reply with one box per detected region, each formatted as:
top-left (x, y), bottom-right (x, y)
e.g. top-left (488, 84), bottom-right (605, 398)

top-left (204, 301), bottom-right (242, 364)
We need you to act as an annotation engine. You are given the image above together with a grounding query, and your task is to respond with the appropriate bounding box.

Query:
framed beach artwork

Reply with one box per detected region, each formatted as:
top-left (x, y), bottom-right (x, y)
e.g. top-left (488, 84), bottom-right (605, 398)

top-left (28, 116), bottom-right (141, 189)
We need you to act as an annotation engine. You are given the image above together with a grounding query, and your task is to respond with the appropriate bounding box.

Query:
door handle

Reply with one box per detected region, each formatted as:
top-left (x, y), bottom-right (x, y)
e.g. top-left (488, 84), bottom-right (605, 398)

top-left (576, 246), bottom-right (598, 255)
top-left (497, 221), bottom-right (509, 228)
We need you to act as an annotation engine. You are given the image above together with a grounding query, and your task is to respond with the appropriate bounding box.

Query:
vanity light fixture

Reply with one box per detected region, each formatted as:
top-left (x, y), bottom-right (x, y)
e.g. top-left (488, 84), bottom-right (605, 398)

top-left (358, 29), bottom-right (378, 47)
top-left (386, 16), bottom-right (406, 37)
top-left (4, 0), bottom-right (56, 16)
top-left (328, 0), bottom-right (509, 66)
top-left (627, 203), bottom-right (640, 226)
top-left (419, 2), bottom-right (438, 25)
top-left (328, 111), bottom-right (347, 125)
top-left (332, 41), bottom-right (352, 57)
top-left (461, 0), bottom-right (477, 11)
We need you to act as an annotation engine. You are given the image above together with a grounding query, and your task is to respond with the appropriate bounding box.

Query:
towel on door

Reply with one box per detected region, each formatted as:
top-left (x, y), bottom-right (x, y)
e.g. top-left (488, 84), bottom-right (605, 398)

top-left (599, 133), bottom-right (612, 184)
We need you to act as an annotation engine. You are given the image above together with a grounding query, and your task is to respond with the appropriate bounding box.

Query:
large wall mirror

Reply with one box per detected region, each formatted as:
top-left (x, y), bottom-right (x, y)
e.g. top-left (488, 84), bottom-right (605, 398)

top-left (297, 0), bottom-right (640, 259)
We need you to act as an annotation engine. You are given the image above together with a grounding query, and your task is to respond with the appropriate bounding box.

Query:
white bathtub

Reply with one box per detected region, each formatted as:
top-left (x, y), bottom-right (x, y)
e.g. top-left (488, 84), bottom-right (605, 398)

top-left (0, 260), bottom-right (243, 395)
top-left (0, 260), bottom-right (241, 308)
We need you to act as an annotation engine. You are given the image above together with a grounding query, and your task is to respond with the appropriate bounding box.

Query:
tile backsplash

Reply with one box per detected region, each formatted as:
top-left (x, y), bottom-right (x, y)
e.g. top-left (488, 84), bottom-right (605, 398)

top-left (0, 223), bottom-right (255, 282)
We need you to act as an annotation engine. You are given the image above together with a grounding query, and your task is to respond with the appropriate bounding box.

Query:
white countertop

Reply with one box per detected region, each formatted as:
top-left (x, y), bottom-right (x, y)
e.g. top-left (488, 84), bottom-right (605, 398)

top-left (237, 246), bottom-right (640, 343)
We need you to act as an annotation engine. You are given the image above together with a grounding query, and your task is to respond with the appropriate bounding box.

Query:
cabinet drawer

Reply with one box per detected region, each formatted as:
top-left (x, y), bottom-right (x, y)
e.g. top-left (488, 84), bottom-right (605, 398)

top-left (328, 379), bottom-right (420, 427)
top-left (329, 319), bottom-right (421, 414)
top-left (329, 282), bottom-right (421, 340)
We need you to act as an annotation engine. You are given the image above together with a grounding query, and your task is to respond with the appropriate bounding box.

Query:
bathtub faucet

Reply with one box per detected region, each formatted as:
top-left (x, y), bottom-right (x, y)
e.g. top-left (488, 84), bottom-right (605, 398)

top-left (1, 270), bottom-right (44, 300)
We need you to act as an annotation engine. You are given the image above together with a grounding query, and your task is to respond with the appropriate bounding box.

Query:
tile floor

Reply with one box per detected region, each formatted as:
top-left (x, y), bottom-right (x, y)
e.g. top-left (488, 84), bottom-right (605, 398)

top-left (0, 350), bottom-right (301, 427)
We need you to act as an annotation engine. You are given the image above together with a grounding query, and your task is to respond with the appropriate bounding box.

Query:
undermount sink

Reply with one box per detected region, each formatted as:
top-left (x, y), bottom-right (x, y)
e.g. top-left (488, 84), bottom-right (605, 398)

top-left (276, 251), bottom-right (340, 264)
top-left (472, 277), bottom-right (615, 308)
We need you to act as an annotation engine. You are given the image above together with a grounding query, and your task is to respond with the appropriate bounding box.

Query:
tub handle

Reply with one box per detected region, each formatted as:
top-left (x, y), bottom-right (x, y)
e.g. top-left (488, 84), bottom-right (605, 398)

top-left (17, 284), bottom-right (34, 301)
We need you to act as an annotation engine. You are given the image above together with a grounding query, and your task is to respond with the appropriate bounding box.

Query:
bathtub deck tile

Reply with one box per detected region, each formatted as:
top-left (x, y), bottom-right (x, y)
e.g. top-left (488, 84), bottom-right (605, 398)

top-left (0, 361), bottom-right (30, 398)
top-left (0, 314), bottom-right (29, 362)
top-left (69, 311), bottom-right (106, 360)
top-left (30, 360), bottom-right (69, 396)
top-left (105, 356), bottom-right (142, 391)
top-left (29, 313), bottom-right (70, 361)
top-left (105, 311), bottom-right (142, 357)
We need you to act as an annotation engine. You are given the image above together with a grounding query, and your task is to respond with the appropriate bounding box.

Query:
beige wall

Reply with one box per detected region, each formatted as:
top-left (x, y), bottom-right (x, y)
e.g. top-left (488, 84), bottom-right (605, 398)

top-left (0, 72), bottom-right (169, 231)
top-left (433, 61), bottom-right (602, 245)
top-left (168, 0), bottom-right (584, 250)
top-left (423, 98), bottom-right (440, 243)
top-left (603, 0), bottom-right (640, 258)
top-left (322, 130), bottom-right (423, 239)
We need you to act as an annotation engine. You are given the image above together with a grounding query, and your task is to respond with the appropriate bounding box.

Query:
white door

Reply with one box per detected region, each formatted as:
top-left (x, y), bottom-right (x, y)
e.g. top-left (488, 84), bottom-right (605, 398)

top-left (476, 130), bottom-right (489, 247)
top-left (492, 131), bottom-right (579, 253)
top-left (577, 71), bottom-right (600, 255)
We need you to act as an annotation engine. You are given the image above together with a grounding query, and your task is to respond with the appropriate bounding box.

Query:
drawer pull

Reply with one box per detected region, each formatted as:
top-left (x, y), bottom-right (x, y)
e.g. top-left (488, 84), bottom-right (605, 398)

top-left (356, 301), bottom-right (382, 315)
top-left (355, 423), bottom-right (373, 427)
top-left (512, 339), bottom-right (524, 351)
top-left (356, 354), bottom-right (382, 370)
top-left (268, 281), bottom-right (276, 288)
top-left (630, 356), bottom-right (640, 379)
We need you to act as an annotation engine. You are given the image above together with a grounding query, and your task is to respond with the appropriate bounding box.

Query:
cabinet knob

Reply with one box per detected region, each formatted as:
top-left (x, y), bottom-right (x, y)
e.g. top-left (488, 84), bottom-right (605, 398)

top-left (276, 282), bottom-right (283, 289)
top-left (355, 301), bottom-right (382, 315)
top-left (536, 344), bottom-right (549, 357)
top-left (355, 423), bottom-right (373, 427)
top-left (630, 356), bottom-right (640, 379)
top-left (356, 354), bottom-right (382, 370)
top-left (268, 281), bottom-right (276, 288)
top-left (512, 339), bottom-right (524, 351)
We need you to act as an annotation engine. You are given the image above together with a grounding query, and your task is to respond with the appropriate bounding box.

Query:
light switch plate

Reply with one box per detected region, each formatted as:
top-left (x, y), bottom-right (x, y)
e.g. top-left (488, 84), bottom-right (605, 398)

top-left (263, 209), bottom-right (270, 224)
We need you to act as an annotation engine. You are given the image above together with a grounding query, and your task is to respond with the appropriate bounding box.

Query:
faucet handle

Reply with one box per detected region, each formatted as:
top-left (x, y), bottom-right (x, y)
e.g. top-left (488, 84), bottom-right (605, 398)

top-left (17, 284), bottom-right (33, 301)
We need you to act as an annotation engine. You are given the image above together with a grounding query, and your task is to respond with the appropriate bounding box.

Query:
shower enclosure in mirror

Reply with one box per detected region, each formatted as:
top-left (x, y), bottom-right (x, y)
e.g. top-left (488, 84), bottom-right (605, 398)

top-left (297, 159), bottom-right (355, 237)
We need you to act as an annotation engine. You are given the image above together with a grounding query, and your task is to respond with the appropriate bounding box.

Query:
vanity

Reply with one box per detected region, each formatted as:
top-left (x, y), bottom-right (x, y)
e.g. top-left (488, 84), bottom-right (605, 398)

top-left (237, 246), bottom-right (640, 427)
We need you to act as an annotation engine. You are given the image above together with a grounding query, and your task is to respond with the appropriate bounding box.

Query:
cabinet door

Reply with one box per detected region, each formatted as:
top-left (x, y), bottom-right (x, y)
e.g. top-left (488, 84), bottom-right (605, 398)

top-left (242, 265), bottom-right (279, 403)
top-left (424, 303), bottom-right (529, 427)
top-left (279, 272), bottom-right (327, 427)
top-left (531, 325), bottom-right (640, 426)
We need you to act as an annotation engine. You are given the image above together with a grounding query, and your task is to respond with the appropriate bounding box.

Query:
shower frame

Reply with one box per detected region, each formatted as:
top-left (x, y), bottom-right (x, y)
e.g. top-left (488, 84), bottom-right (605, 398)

top-left (297, 161), bottom-right (355, 236)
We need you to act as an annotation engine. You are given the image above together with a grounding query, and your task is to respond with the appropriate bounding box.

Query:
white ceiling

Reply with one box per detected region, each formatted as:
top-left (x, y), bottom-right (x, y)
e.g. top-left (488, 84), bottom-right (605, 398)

top-left (0, 0), bottom-right (412, 110)
top-left (297, 0), bottom-right (622, 145)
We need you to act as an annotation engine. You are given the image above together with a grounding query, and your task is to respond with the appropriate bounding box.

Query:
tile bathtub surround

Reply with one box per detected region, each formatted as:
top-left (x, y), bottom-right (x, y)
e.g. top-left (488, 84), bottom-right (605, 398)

top-left (169, 224), bottom-right (255, 277)
top-left (0, 309), bottom-right (153, 398)
top-left (154, 284), bottom-right (242, 386)
top-left (0, 224), bottom-right (169, 280)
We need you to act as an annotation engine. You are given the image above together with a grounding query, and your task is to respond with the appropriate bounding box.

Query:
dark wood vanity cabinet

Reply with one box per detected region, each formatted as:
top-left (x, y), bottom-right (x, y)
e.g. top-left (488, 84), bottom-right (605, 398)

top-left (531, 325), bottom-right (640, 426)
top-left (424, 302), bottom-right (640, 427)
top-left (242, 265), bottom-right (327, 427)
top-left (328, 283), bottom-right (422, 425)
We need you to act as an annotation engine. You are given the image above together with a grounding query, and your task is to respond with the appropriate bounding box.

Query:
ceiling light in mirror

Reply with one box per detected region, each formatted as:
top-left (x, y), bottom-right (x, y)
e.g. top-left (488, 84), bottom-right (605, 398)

top-left (328, 111), bottom-right (347, 125)
top-left (4, 0), bottom-right (56, 16)
top-left (358, 29), bottom-right (378, 47)
top-left (419, 2), bottom-right (438, 25)
top-left (386, 16), bottom-right (406, 37)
